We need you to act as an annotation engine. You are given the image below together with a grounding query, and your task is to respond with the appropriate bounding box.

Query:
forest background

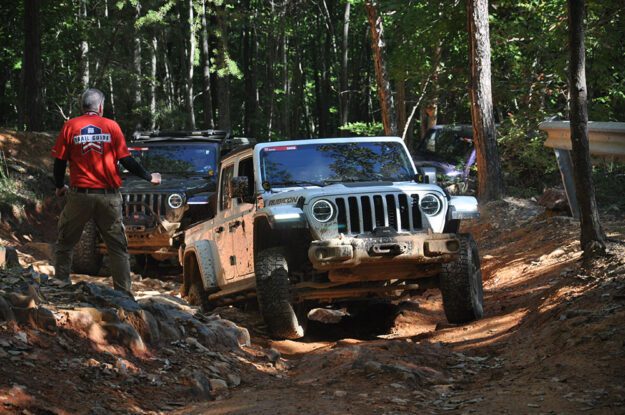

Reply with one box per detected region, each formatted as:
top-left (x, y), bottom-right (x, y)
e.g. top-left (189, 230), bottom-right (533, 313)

top-left (1, 0), bottom-right (624, 196)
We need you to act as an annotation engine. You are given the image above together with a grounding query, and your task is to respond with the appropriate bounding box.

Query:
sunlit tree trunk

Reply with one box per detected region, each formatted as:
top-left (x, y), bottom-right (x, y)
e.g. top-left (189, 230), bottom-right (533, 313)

top-left (364, 0), bottom-right (397, 136)
top-left (79, 0), bottom-right (89, 89)
top-left (162, 36), bottom-right (174, 112)
top-left (340, 1), bottom-right (351, 128)
top-left (150, 36), bottom-right (157, 129)
top-left (567, 0), bottom-right (606, 258)
top-left (281, 32), bottom-right (292, 138)
top-left (467, 0), bottom-right (504, 200)
top-left (200, 0), bottom-right (214, 128)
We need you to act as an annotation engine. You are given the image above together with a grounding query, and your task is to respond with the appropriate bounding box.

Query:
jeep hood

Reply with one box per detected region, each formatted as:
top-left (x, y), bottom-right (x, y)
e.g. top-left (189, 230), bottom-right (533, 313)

top-left (121, 175), bottom-right (215, 195)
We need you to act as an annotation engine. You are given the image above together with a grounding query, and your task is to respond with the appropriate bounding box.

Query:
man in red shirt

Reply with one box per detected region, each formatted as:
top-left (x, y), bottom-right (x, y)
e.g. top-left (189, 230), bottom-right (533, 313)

top-left (52, 88), bottom-right (161, 296)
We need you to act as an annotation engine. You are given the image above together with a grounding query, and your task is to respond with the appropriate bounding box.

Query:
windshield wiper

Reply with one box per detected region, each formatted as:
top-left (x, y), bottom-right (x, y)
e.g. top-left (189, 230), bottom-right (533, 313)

top-left (270, 180), bottom-right (325, 188)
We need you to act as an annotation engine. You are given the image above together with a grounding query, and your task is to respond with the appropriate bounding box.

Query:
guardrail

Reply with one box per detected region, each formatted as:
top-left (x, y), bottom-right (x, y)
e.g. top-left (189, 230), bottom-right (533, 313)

top-left (539, 121), bottom-right (625, 218)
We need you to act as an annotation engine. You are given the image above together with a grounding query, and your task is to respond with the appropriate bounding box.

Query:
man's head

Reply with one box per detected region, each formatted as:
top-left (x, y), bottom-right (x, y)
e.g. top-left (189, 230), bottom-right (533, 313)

top-left (81, 88), bottom-right (105, 115)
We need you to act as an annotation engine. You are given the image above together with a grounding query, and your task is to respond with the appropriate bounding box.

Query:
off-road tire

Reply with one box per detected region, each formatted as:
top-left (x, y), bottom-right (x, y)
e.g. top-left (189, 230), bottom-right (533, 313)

top-left (186, 277), bottom-right (212, 311)
top-left (439, 234), bottom-right (484, 324)
top-left (255, 247), bottom-right (304, 339)
top-left (72, 219), bottom-right (103, 275)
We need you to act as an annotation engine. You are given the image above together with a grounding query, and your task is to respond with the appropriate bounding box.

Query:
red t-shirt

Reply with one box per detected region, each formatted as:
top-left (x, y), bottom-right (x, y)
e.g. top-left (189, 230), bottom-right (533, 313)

top-left (51, 114), bottom-right (131, 189)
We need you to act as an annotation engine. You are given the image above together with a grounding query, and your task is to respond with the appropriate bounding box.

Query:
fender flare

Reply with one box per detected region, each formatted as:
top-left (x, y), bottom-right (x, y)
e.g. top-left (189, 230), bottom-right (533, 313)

top-left (254, 205), bottom-right (307, 229)
top-left (182, 240), bottom-right (218, 294)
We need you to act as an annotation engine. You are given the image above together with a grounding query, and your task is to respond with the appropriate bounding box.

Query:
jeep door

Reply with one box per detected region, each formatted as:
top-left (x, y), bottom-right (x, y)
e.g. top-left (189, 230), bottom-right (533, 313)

top-left (230, 155), bottom-right (255, 278)
top-left (213, 162), bottom-right (238, 282)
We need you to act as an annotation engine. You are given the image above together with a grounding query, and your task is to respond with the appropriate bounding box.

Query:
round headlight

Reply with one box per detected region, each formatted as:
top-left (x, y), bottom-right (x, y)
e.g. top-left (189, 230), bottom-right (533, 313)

top-left (311, 199), bottom-right (334, 223)
top-left (167, 193), bottom-right (184, 209)
top-left (420, 194), bottom-right (442, 216)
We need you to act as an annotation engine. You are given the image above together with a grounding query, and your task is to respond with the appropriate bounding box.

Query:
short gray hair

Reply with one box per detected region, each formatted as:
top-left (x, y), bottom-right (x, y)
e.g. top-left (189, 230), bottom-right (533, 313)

top-left (81, 88), bottom-right (105, 112)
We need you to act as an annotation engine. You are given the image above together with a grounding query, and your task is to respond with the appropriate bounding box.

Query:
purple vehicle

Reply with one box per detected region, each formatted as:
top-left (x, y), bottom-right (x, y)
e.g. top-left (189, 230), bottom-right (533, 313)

top-left (413, 125), bottom-right (476, 194)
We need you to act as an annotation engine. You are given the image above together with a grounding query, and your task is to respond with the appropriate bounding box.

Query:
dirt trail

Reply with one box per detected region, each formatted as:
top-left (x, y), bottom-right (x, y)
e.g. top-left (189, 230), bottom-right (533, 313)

top-left (182, 201), bottom-right (625, 415)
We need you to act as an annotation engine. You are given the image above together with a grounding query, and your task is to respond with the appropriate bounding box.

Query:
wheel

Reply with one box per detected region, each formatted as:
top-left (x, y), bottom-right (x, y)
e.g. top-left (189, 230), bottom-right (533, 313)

top-left (186, 277), bottom-right (212, 311)
top-left (439, 234), bottom-right (484, 324)
top-left (72, 219), bottom-right (103, 275)
top-left (255, 247), bottom-right (304, 339)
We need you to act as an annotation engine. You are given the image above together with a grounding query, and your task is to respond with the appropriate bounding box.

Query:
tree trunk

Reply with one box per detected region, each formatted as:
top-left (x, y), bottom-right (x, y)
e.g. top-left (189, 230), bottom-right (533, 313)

top-left (133, 3), bottom-right (142, 108)
top-left (467, 0), bottom-right (504, 201)
top-left (340, 1), bottom-right (351, 128)
top-left (200, 0), bottom-right (214, 128)
top-left (150, 36), bottom-right (157, 129)
top-left (421, 43), bottom-right (441, 139)
top-left (364, 1), bottom-right (397, 136)
top-left (567, 0), bottom-right (606, 258)
top-left (162, 37), bottom-right (174, 112)
top-left (215, 4), bottom-right (231, 130)
top-left (396, 78), bottom-right (406, 138)
top-left (282, 33), bottom-right (290, 138)
top-left (79, 0), bottom-right (89, 89)
top-left (22, 0), bottom-right (43, 131)
top-left (185, 0), bottom-right (196, 130)
top-left (243, 0), bottom-right (257, 136)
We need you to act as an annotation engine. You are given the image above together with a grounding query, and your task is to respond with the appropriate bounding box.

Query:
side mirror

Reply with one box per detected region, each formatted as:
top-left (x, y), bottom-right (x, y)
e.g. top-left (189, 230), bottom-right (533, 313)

top-left (230, 176), bottom-right (249, 200)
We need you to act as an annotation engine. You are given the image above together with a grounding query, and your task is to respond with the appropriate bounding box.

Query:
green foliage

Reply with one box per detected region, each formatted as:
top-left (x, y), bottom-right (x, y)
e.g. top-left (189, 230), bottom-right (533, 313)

top-left (496, 115), bottom-right (560, 197)
top-left (339, 122), bottom-right (384, 137)
top-left (593, 163), bottom-right (625, 211)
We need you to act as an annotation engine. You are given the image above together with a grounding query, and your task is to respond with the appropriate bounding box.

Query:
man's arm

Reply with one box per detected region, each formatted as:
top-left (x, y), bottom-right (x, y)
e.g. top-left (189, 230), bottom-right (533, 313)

top-left (119, 156), bottom-right (161, 184)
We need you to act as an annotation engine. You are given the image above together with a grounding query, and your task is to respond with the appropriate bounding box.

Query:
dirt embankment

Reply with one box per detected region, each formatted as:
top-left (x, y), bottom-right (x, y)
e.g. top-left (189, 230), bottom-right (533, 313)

top-left (0, 130), bottom-right (60, 245)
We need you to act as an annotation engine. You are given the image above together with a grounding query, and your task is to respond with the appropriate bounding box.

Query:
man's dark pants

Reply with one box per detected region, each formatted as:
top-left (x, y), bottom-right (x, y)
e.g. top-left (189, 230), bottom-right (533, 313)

top-left (54, 189), bottom-right (132, 294)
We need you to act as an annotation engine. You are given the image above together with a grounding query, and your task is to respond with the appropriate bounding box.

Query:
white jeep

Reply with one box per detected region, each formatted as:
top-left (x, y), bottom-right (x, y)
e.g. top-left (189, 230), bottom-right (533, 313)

top-left (181, 137), bottom-right (483, 339)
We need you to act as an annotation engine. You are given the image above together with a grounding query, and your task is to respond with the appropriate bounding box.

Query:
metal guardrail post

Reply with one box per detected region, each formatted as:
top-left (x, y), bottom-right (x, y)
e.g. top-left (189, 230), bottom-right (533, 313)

top-left (553, 148), bottom-right (580, 219)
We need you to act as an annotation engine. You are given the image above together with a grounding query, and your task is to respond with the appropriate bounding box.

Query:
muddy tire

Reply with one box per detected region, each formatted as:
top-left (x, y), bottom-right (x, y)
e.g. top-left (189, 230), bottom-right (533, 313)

top-left (186, 277), bottom-right (212, 311)
top-left (439, 234), bottom-right (484, 324)
top-left (255, 247), bottom-right (304, 339)
top-left (72, 219), bottom-right (103, 275)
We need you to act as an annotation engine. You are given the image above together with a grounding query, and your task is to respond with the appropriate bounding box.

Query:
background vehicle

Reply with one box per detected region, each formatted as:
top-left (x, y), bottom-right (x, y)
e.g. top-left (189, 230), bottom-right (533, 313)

top-left (71, 129), bottom-right (249, 275)
top-left (413, 125), bottom-right (476, 194)
top-left (181, 136), bottom-right (483, 339)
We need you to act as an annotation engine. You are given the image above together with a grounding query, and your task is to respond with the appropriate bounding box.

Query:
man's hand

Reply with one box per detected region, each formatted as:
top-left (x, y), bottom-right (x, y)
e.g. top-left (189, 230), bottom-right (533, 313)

top-left (55, 185), bottom-right (69, 197)
top-left (150, 173), bottom-right (161, 185)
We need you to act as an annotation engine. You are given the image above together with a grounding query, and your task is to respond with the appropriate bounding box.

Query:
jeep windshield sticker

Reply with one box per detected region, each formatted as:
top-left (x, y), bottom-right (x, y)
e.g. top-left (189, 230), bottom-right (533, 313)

top-left (267, 196), bottom-right (299, 206)
top-left (263, 146), bottom-right (297, 152)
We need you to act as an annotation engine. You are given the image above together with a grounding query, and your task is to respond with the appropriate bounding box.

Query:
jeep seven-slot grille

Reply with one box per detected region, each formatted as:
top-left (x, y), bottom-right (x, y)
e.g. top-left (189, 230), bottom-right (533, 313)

top-left (123, 193), bottom-right (167, 217)
top-left (333, 193), bottom-right (422, 235)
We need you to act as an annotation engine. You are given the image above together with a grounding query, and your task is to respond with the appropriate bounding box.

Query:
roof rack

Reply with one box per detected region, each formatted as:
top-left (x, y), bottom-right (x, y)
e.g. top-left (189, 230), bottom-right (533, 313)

top-left (131, 129), bottom-right (230, 142)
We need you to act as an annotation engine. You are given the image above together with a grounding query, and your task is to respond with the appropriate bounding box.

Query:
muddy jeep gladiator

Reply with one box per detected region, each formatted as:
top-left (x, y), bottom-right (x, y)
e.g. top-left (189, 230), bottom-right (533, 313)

top-left (181, 137), bottom-right (483, 339)
top-left (72, 129), bottom-right (238, 275)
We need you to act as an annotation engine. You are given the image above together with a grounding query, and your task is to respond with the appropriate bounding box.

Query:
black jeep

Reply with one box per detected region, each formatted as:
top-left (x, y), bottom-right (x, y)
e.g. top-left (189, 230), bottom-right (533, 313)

top-left (72, 129), bottom-right (247, 275)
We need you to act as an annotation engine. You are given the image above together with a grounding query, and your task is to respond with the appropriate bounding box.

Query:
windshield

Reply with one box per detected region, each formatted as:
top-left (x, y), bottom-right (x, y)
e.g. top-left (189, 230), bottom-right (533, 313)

top-left (127, 143), bottom-right (219, 176)
top-left (260, 141), bottom-right (415, 187)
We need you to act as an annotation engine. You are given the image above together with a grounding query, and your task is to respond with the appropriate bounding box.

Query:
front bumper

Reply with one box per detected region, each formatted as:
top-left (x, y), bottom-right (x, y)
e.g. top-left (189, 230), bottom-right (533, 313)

top-left (308, 232), bottom-right (460, 270)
